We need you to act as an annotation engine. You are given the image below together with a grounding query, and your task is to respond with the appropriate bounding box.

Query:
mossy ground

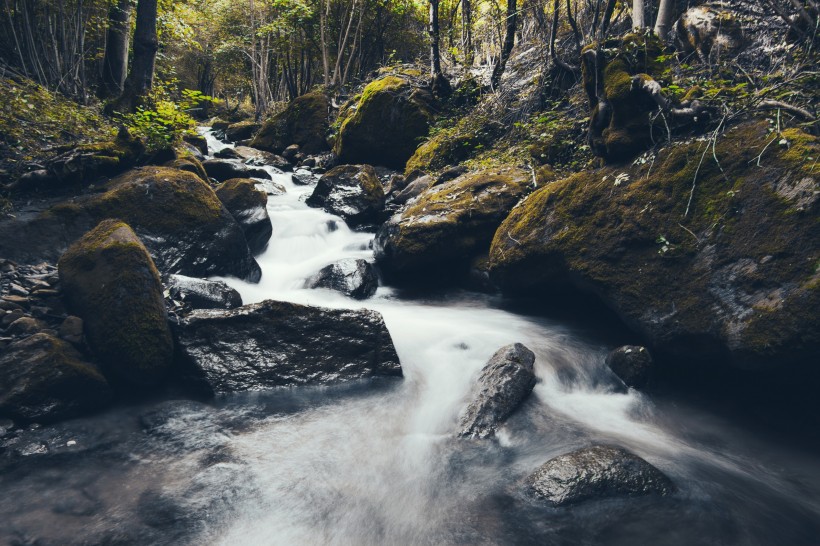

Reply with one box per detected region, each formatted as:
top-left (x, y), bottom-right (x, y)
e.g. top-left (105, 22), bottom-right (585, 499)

top-left (0, 75), bottom-right (114, 185)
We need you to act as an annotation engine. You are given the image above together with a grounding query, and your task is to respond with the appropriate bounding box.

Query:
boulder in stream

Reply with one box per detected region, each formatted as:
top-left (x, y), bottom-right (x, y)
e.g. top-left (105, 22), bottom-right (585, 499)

top-left (526, 445), bottom-right (674, 507)
top-left (305, 259), bottom-right (379, 300)
top-left (606, 346), bottom-right (653, 389)
top-left (215, 178), bottom-right (272, 254)
top-left (458, 343), bottom-right (537, 439)
top-left (202, 159), bottom-right (271, 182)
top-left (306, 164), bottom-right (385, 227)
top-left (165, 274), bottom-right (242, 310)
top-left (173, 300), bottom-right (401, 395)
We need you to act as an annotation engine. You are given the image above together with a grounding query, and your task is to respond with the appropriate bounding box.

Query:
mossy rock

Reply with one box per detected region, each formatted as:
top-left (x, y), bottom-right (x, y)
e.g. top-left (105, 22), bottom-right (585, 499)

top-left (251, 91), bottom-right (330, 154)
top-left (489, 121), bottom-right (820, 370)
top-left (225, 121), bottom-right (262, 142)
top-left (58, 220), bottom-right (174, 387)
top-left (52, 167), bottom-right (262, 281)
top-left (375, 167), bottom-right (533, 282)
top-left (215, 178), bottom-right (272, 254)
top-left (335, 76), bottom-right (435, 170)
top-left (405, 118), bottom-right (503, 175)
top-left (165, 156), bottom-right (208, 182)
top-left (0, 333), bottom-right (113, 423)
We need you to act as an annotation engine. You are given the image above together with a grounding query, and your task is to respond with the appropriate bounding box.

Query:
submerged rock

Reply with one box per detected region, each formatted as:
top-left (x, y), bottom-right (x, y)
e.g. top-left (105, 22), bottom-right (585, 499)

top-left (489, 121), bottom-right (820, 370)
top-left (375, 167), bottom-right (532, 282)
top-left (59, 220), bottom-right (174, 386)
top-left (202, 159), bottom-right (271, 182)
top-left (215, 178), bottom-right (272, 254)
top-left (305, 259), bottom-right (379, 300)
top-left (0, 333), bottom-right (112, 422)
top-left (174, 300), bottom-right (401, 395)
top-left (334, 76), bottom-right (434, 169)
top-left (306, 164), bottom-right (385, 227)
top-left (526, 445), bottom-right (674, 507)
top-left (606, 346), bottom-right (653, 389)
top-left (165, 274), bottom-right (242, 310)
top-left (458, 343), bottom-right (536, 439)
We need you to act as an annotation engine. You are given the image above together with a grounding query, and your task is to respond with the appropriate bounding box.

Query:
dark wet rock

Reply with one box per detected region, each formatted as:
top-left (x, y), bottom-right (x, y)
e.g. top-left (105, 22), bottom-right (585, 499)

top-left (173, 300), bottom-right (402, 396)
top-left (375, 167), bottom-right (532, 283)
top-left (215, 178), bottom-right (272, 254)
top-left (291, 169), bottom-right (315, 185)
top-left (251, 91), bottom-right (330, 155)
top-left (436, 165), bottom-right (469, 185)
top-left (306, 164), bottom-right (385, 227)
top-left (225, 121), bottom-right (261, 142)
top-left (58, 316), bottom-right (84, 345)
top-left (606, 346), bottom-right (653, 389)
top-left (282, 144), bottom-right (300, 161)
top-left (214, 147), bottom-right (242, 160)
top-left (526, 445), bottom-right (674, 507)
top-left (335, 76), bottom-right (434, 169)
top-left (255, 179), bottom-right (287, 196)
top-left (305, 259), bottom-right (379, 300)
top-left (232, 146), bottom-right (290, 170)
top-left (165, 274), bottom-right (242, 310)
top-left (202, 159), bottom-right (271, 182)
top-left (0, 168), bottom-right (263, 282)
top-left (183, 134), bottom-right (209, 157)
top-left (458, 343), bottom-right (536, 439)
top-left (489, 122), bottom-right (819, 370)
top-left (59, 220), bottom-right (174, 387)
top-left (389, 174), bottom-right (432, 206)
top-left (0, 333), bottom-right (112, 423)
top-left (163, 157), bottom-right (209, 183)
top-left (6, 316), bottom-right (46, 336)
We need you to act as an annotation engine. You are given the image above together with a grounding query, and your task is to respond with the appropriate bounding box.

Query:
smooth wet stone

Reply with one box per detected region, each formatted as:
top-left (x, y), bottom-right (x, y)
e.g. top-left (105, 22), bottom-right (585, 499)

top-left (606, 345), bottom-right (653, 389)
top-left (173, 300), bottom-right (402, 395)
top-left (305, 259), bottom-right (378, 300)
top-left (306, 164), bottom-right (385, 227)
top-left (202, 159), bottom-right (271, 182)
top-left (458, 343), bottom-right (536, 439)
top-left (526, 445), bottom-right (674, 507)
top-left (165, 274), bottom-right (243, 310)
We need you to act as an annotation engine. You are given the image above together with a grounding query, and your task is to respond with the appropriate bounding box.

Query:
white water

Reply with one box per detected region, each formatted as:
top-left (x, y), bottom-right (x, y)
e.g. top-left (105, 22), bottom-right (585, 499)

top-left (198, 130), bottom-right (715, 545)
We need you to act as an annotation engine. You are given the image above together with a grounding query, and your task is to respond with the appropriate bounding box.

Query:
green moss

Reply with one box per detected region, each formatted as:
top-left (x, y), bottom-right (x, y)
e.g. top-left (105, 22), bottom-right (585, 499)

top-left (335, 76), bottom-right (434, 169)
top-left (251, 90), bottom-right (330, 153)
top-left (216, 178), bottom-right (267, 211)
top-left (405, 114), bottom-right (502, 175)
top-left (58, 219), bottom-right (173, 386)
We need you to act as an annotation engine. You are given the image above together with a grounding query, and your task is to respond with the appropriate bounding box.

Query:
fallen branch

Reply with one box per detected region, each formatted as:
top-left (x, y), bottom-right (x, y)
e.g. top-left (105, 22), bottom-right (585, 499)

top-left (757, 99), bottom-right (816, 121)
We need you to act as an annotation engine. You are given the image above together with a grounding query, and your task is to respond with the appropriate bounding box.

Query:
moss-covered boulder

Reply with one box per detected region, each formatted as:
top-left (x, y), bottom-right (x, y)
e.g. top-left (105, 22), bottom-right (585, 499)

top-left (215, 178), bottom-right (272, 254)
top-left (58, 220), bottom-right (174, 387)
top-left (489, 121), bottom-right (820, 370)
top-left (251, 91), bottom-right (330, 154)
top-left (335, 76), bottom-right (434, 170)
top-left (165, 156), bottom-right (208, 182)
top-left (225, 121), bottom-right (261, 142)
top-left (306, 164), bottom-right (385, 227)
top-left (56, 167), bottom-right (262, 281)
top-left (405, 117), bottom-right (503, 175)
top-left (0, 333), bottom-right (112, 423)
top-left (374, 167), bottom-right (532, 282)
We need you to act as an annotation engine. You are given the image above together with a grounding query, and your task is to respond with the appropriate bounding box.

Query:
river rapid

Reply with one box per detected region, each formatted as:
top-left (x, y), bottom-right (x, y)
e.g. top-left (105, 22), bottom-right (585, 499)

top-left (1, 131), bottom-right (818, 546)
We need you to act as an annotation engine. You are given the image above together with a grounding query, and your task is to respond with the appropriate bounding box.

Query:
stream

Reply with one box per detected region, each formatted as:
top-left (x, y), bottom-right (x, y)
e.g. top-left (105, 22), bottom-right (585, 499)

top-left (1, 131), bottom-right (818, 546)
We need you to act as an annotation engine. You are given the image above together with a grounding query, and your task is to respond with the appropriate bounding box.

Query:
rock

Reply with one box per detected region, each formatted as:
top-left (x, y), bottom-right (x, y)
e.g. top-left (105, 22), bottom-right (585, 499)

top-left (225, 121), bottom-right (261, 142)
top-left (6, 316), bottom-right (47, 337)
top-left (291, 169), bottom-right (315, 185)
top-left (405, 119), bottom-right (504, 174)
top-left (1, 309), bottom-right (24, 327)
top-left (58, 316), bottom-right (84, 344)
top-left (44, 166), bottom-right (262, 281)
top-left (458, 343), bottom-right (536, 439)
top-left (173, 300), bottom-right (402, 395)
top-left (389, 174), bottom-right (432, 206)
top-left (183, 134), bottom-right (209, 157)
top-left (375, 167), bottom-right (532, 282)
top-left (0, 333), bottom-right (112, 422)
top-left (306, 164), bottom-right (385, 227)
top-left (437, 165), bottom-right (469, 185)
top-left (58, 220), bottom-right (174, 386)
top-left (255, 179), bottom-right (287, 196)
top-left (335, 76), bottom-right (434, 170)
top-left (215, 179), bottom-right (272, 254)
top-left (282, 144), bottom-right (300, 161)
top-left (305, 259), bottom-right (379, 300)
top-left (202, 159), bottom-right (271, 182)
top-left (214, 147), bottom-right (242, 160)
top-left (232, 146), bottom-right (290, 170)
top-left (164, 157), bottom-right (209, 182)
top-left (165, 274), bottom-right (242, 310)
top-left (489, 121), bottom-right (820, 370)
top-left (251, 91), bottom-right (330, 154)
top-left (606, 346), bottom-right (653, 389)
top-left (526, 445), bottom-right (674, 507)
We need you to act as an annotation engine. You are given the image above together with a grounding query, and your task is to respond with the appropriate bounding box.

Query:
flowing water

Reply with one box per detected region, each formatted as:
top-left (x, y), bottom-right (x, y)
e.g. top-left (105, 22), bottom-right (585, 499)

top-left (0, 131), bottom-right (818, 546)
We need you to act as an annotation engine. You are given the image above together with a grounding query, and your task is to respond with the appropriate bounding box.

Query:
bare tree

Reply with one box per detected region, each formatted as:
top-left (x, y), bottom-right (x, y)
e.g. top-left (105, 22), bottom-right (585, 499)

top-left (110, 0), bottom-right (158, 112)
top-left (491, 0), bottom-right (517, 88)
top-left (633, 0), bottom-right (645, 29)
top-left (429, 0), bottom-right (450, 95)
top-left (654, 0), bottom-right (674, 40)
top-left (100, 0), bottom-right (132, 99)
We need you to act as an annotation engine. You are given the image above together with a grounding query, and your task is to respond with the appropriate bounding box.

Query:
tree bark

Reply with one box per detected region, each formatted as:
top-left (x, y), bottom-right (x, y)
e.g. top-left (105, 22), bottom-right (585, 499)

top-left (429, 0), bottom-right (443, 78)
top-left (111, 0), bottom-right (157, 112)
top-left (100, 0), bottom-right (132, 99)
top-left (491, 0), bottom-right (517, 89)
top-left (462, 0), bottom-right (473, 66)
top-left (632, 0), bottom-right (644, 29)
top-left (654, 0), bottom-right (674, 40)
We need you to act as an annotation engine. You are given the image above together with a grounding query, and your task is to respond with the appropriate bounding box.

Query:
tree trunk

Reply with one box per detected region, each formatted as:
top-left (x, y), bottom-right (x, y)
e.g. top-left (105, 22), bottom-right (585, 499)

top-left (429, 0), bottom-right (442, 77)
top-left (462, 0), bottom-right (473, 66)
top-left (491, 0), bottom-right (517, 89)
top-left (633, 0), bottom-right (644, 29)
top-left (99, 0), bottom-right (132, 99)
top-left (654, 0), bottom-right (674, 40)
top-left (111, 0), bottom-right (157, 113)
